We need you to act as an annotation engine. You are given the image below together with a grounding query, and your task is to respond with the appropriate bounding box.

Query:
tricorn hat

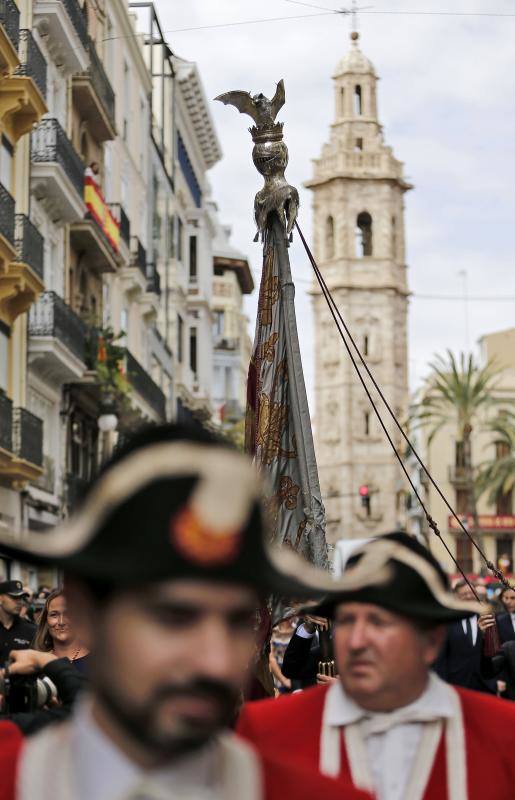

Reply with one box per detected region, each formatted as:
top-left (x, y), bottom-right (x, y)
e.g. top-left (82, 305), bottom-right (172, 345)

top-left (0, 424), bottom-right (333, 598)
top-left (308, 532), bottom-right (484, 622)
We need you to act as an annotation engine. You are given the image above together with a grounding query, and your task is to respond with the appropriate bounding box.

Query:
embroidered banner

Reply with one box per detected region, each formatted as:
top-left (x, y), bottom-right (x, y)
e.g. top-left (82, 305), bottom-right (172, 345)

top-left (246, 217), bottom-right (327, 568)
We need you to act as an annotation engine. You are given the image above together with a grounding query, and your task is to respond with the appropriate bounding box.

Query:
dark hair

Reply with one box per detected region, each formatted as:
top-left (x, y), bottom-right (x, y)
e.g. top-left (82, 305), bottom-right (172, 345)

top-left (33, 588), bottom-right (65, 652)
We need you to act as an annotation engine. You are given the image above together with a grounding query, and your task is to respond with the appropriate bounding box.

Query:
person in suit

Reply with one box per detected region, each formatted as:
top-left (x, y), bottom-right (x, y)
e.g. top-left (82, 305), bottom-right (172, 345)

top-left (479, 612), bottom-right (515, 700)
top-left (281, 613), bottom-right (334, 689)
top-left (433, 578), bottom-right (497, 694)
top-left (496, 587), bottom-right (515, 644)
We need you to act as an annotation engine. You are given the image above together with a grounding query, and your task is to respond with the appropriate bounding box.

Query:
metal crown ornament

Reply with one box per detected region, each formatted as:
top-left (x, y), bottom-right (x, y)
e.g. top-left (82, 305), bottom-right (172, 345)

top-left (215, 80), bottom-right (299, 241)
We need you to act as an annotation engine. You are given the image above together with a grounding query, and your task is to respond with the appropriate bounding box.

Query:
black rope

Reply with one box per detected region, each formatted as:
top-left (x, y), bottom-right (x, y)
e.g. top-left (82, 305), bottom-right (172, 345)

top-left (295, 220), bottom-right (515, 596)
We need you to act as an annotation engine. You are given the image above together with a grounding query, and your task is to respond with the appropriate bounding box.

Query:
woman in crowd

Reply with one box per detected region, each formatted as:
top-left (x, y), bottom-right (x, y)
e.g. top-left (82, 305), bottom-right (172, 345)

top-left (33, 589), bottom-right (89, 674)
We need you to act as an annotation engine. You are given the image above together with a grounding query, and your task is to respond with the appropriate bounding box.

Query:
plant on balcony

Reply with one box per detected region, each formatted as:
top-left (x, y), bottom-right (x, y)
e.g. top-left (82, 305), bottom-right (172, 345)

top-left (86, 326), bottom-right (131, 412)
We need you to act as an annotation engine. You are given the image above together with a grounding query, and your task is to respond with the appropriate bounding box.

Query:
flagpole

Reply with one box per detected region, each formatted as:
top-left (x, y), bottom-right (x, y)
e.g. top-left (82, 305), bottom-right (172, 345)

top-left (215, 80), bottom-right (328, 570)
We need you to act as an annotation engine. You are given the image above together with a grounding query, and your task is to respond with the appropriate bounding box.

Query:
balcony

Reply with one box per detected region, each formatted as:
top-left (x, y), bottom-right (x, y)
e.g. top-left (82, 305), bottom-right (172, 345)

top-left (72, 37), bottom-right (116, 142)
top-left (33, 0), bottom-right (89, 75)
top-left (108, 203), bottom-right (130, 248)
top-left (138, 262), bottom-right (160, 321)
top-left (29, 291), bottom-right (88, 384)
top-left (125, 350), bottom-right (166, 421)
top-left (146, 263), bottom-right (161, 296)
top-left (0, 0), bottom-right (19, 76)
top-left (214, 336), bottom-right (240, 351)
top-left (119, 235), bottom-right (146, 297)
top-left (130, 237), bottom-right (147, 280)
top-left (448, 465), bottom-right (470, 486)
top-left (70, 195), bottom-right (122, 275)
top-left (31, 118), bottom-right (85, 223)
top-left (0, 29), bottom-right (47, 144)
top-left (0, 395), bottom-right (44, 485)
top-left (0, 185), bottom-right (44, 326)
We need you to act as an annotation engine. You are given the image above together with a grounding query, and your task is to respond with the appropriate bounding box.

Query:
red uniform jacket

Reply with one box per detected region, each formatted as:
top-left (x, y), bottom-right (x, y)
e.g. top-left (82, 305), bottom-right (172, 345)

top-left (0, 720), bottom-right (369, 800)
top-left (237, 683), bottom-right (515, 800)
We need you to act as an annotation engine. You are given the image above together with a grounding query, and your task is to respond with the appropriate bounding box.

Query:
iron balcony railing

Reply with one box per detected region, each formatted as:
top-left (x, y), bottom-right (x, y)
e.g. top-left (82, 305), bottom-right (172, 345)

top-left (130, 236), bottom-right (147, 279)
top-left (0, 0), bottom-right (20, 50)
top-left (0, 392), bottom-right (13, 453)
top-left (125, 350), bottom-right (166, 420)
top-left (16, 29), bottom-right (47, 99)
top-left (14, 214), bottom-right (44, 279)
top-left (31, 118), bottom-right (85, 199)
top-left (0, 182), bottom-right (15, 246)
top-left (85, 38), bottom-right (115, 129)
top-left (29, 291), bottom-right (88, 363)
top-left (146, 263), bottom-right (161, 296)
top-left (62, 0), bottom-right (88, 50)
top-left (108, 203), bottom-right (130, 247)
top-left (13, 407), bottom-right (43, 467)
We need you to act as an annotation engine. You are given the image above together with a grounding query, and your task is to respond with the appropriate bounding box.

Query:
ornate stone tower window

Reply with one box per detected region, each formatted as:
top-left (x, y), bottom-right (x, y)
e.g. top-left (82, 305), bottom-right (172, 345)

top-left (354, 85), bottom-right (362, 115)
top-left (325, 215), bottom-right (335, 259)
top-left (306, 30), bottom-right (411, 545)
top-left (356, 211), bottom-right (373, 256)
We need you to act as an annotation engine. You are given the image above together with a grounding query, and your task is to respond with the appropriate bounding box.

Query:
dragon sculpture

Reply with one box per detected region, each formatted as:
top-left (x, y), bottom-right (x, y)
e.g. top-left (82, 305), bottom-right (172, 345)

top-left (215, 80), bottom-right (299, 241)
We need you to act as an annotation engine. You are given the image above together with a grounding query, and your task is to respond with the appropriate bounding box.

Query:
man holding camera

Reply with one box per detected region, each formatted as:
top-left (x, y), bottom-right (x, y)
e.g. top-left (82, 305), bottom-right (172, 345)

top-left (0, 424), bottom-right (368, 800)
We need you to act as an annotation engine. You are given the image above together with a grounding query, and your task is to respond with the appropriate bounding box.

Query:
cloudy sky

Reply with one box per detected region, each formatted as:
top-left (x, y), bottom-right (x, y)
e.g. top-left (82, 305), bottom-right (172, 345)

top-left (154, 0), bottom-right (515, 404)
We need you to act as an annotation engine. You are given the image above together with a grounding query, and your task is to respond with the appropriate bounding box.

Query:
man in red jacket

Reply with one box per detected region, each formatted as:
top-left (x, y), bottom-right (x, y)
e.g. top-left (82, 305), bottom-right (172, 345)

top-left (0, 424), bottom-right (367, 800)
top-left (238, 532), bottom-right (515, 800)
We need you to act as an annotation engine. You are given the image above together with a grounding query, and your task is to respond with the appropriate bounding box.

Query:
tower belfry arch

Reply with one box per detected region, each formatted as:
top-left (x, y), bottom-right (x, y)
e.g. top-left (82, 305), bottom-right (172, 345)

top-left (305, 31), bottom-right (412, 546)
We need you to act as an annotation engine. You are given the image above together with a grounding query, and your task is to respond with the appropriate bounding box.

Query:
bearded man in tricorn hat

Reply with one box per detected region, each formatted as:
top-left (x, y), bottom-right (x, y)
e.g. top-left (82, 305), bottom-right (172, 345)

top-left (238, 532), bottom-right (515, 800)
top-left (0, 424), bottom-right (369, 800)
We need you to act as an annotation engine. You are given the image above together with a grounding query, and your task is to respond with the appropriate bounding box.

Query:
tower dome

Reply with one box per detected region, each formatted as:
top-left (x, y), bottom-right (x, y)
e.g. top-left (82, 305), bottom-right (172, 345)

top-left (333, 32), bottom-right (376, 78)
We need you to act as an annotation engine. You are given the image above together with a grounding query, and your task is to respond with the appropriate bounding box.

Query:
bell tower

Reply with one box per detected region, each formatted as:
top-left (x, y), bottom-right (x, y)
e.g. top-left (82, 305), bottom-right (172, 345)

top-left (306, 31), bottom-right (411, 546)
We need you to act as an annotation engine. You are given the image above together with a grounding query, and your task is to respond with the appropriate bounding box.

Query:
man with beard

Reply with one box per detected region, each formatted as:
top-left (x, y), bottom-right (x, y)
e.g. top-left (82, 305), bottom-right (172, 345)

top-left (238, 533), bottom-right (515, 799)
top-left (0, 424), bottom-right (368, 800)
top-left (0, 582), bottom-right (35, 668)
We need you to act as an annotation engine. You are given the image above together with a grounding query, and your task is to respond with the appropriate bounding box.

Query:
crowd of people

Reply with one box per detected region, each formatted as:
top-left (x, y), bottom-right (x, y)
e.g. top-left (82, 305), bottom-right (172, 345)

top-left (0, 423), bottom-right (513, 799)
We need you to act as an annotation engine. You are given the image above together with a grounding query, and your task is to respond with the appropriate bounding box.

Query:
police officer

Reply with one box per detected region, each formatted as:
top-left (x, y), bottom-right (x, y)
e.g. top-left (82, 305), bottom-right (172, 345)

top-left (0, 581), bottom-right (35, 668)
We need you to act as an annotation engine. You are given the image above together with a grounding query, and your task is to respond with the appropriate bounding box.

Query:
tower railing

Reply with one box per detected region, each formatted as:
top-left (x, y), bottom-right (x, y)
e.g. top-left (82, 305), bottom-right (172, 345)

top-left (0, 182), bottom-right (15, 246)
top-left (62, 0), bottom-right (88, 49)
top-left (0, 0), bottom-right (20, 49)
top-left (12, 407), bottom-right (43, 467)
top-left (16, 29), bottom-right (47, 99)
top-left (29, 291), bottom-right (88, 363)
top-left (14, 214), bottom-right (44, 279)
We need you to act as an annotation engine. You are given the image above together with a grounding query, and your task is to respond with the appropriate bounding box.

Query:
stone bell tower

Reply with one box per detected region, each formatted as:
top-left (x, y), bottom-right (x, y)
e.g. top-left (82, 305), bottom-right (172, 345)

top-left (306, 31), bottom-right (411, 547)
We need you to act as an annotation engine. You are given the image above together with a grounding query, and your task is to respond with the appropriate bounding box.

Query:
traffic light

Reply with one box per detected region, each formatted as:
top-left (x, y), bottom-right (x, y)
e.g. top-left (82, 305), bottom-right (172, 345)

top-left (359, 485), bottom-right (371, 515)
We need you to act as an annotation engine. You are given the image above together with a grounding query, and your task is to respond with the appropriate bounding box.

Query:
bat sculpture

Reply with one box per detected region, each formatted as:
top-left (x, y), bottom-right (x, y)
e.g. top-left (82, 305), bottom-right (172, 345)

top-left (215, 80), bottom-right (299, 241)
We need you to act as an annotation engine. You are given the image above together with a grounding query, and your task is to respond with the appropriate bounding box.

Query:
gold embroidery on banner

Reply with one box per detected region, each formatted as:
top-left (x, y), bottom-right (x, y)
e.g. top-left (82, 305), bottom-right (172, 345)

top-left (258, 249), bottom-right (279, 327)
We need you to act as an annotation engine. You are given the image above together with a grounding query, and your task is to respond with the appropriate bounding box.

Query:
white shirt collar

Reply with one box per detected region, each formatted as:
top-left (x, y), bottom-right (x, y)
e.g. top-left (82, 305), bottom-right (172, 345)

top-left (325, 671), bottom-right (455, 729)
top-left (71, 698), bottom-right (218, 800)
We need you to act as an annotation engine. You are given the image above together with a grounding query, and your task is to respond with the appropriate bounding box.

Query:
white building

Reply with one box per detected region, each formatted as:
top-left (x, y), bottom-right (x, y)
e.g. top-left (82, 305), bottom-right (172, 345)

top-left (210, 209), bottom-right (253, 425)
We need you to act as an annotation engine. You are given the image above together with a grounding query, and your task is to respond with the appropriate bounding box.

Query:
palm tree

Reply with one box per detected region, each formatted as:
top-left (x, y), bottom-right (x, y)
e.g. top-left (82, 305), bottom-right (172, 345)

top-left (477, 412), bottom-right (515, 510)
top-left (414, 350), bottom-right (502, 557)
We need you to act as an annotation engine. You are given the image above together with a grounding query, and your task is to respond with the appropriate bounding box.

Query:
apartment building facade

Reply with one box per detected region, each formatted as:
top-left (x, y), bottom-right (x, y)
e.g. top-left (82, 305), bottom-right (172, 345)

top-left (0, 0), bottom-right (250, 585)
